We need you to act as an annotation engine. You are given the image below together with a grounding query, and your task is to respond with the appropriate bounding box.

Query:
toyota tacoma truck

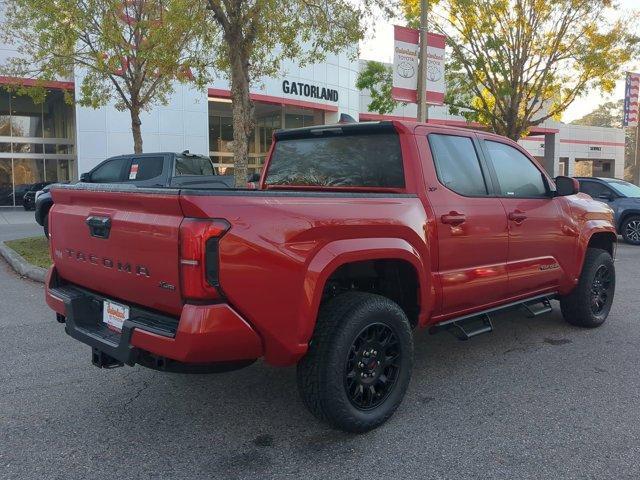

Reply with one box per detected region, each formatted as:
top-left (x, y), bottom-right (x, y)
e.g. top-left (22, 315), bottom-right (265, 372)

top-left (45, 121), bottom-right (617, 433)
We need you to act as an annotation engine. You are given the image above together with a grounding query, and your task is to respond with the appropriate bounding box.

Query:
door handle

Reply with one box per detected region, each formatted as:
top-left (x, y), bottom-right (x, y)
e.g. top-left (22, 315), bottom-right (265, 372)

top-left (508, 210), bottom-right (527, 223)
top-left (441, 211), bottom-right (467, 226)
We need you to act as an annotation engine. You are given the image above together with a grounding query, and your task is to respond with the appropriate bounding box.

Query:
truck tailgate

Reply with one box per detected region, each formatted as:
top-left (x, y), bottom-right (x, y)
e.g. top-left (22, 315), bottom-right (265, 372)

top-left (49, 186), bottom-right (184, 316)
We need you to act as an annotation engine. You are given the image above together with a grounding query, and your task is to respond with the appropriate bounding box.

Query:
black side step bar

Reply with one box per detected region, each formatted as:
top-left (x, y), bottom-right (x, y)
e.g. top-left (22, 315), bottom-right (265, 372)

top-left (429, 293), bottom-right (557, 341)
top-left (521, 298), bottom-right (553, 318)
top-left (449, 314), bottom-right (493, 341)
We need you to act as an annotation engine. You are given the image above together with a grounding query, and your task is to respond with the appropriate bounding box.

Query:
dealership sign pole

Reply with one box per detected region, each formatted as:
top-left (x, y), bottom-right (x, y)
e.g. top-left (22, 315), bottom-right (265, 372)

top-left (392, 25), bottom-right (446, 119)
top-left (623, 72), bottom-right (640, 185)
top-left (417, 0), bottom-right (429, 122)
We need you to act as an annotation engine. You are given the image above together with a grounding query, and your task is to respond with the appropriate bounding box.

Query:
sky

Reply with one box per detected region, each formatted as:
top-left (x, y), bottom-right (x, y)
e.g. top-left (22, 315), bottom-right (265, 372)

top-left (359, 0), bottom-right (640, 122)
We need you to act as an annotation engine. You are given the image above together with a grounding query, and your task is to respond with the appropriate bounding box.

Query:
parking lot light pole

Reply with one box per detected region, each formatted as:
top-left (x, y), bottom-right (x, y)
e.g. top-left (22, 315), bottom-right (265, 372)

top-left (417, 0), bottom-right (429, 123)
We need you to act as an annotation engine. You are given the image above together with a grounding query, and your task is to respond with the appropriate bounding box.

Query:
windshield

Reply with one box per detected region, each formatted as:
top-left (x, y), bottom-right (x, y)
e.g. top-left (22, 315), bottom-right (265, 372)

top-left (265, 132), bottom-right (405, 188)
top-left (174, 156), bottom-right (216, 176)
top-left (608, 180), bottom-right (640, 198)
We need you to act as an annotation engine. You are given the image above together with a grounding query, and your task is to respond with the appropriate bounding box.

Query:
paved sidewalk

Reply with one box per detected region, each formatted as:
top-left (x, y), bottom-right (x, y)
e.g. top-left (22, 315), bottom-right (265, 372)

top-left (0, 208), bottom-right (43, 241)
top-left (0, 207), bottom-right (37, 225)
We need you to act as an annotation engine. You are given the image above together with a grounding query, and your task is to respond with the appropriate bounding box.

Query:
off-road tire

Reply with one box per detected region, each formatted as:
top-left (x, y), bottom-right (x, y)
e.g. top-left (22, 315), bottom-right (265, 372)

top-left (621, 215), bottom-right (640, 245)
top-left (297, 292), bottom-right (413, 433)
top-left (560, 248), bottom-right (615, 328)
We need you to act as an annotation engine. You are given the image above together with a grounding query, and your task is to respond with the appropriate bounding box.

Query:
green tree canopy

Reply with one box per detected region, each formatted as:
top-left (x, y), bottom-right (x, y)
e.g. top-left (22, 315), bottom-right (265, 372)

top-left (1, 0), bottom-right (215, 153)
top-left (357, 61), bottom-right (403, 115)
top-left (361, 0), bottom-right (639, 140)
top-left (572, 100), bottom-right (623, 128)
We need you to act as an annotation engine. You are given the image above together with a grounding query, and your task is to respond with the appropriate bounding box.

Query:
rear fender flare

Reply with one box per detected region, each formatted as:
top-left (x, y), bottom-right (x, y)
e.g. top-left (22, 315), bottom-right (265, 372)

top-left (298, 237), bottom-right (431, 346)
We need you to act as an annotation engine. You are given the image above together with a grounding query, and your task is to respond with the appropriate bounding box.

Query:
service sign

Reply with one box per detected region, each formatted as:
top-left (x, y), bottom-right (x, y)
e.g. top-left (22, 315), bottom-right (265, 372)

top-left (392, 25), bottom-right (446, 105)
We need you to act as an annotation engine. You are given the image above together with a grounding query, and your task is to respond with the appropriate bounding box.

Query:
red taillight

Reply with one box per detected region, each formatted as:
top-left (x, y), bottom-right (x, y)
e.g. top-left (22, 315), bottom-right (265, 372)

top-left (179, 218), bottom-right (230, 301)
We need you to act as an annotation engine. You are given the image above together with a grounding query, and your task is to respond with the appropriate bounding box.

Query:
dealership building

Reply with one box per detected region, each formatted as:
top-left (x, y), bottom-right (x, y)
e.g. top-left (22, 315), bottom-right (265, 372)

top-left (0, 41), bottom-right (626, 206)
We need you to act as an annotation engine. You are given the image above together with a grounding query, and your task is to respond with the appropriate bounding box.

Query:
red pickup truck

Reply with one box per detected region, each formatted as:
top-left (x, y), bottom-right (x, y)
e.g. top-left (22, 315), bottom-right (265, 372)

top-left (45, 121), bottom-right (617, 432)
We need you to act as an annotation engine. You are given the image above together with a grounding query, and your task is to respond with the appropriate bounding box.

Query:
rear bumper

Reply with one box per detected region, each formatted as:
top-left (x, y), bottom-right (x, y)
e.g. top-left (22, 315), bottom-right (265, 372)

top-left (45, 268), bottom-right (263, 369)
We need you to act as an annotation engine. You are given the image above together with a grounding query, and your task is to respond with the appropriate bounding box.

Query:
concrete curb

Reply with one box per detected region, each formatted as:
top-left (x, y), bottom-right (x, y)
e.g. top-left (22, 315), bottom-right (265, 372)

top-left (0, 241), bottom-right (47, 283)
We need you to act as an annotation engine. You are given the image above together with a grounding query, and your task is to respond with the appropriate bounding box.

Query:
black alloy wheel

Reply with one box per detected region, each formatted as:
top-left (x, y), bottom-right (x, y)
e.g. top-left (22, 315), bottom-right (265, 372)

top-left (345, 323), bottom-right (401, 410)
top-left (590, 264), bottom-right (613, 316)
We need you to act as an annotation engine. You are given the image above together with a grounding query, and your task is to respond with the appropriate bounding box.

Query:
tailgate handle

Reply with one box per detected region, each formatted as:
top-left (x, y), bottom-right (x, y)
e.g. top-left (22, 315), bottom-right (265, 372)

top-left (85, 216), bottom-right (112, 239)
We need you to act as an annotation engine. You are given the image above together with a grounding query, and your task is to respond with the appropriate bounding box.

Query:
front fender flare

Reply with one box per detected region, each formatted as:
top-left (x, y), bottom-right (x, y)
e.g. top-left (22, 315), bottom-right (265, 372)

top-left (566, 223), bottom-right (617, 295)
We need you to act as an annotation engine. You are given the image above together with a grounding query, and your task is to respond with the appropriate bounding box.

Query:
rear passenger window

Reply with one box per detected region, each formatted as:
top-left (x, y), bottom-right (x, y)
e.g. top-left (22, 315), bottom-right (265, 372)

top-left (485, 141), bottom-right (548, 198)
top-left (128, 157), bottom-right (163, 181)
top-left (428, 134), bottom-right (488, 196)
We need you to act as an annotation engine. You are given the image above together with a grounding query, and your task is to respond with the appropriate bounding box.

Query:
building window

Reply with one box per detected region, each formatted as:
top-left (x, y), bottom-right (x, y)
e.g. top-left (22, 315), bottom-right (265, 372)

top-left (0, 89), bottom-right (75, 206)
top-left (208, 97), bottom-right (325, 176)
top-left (0, 159), bottom-right (12, 207)
top-left (45, 159), bottom-right (71, 183)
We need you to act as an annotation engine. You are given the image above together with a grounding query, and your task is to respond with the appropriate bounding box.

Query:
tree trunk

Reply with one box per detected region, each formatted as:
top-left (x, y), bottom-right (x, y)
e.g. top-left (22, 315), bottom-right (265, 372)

top-left (228, 50), bottom-right (253, 188)
top-left (130, 106), bottom-right (143, 154)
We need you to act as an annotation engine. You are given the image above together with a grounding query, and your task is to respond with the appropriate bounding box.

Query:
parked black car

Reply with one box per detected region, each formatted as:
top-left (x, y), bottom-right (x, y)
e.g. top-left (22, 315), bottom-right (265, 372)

top-left (36, 151), bottom-right (234, 237)
top-left (577, 177), bottom-right (640, 245)
top-left (22, 182), bottom-right (52, 211)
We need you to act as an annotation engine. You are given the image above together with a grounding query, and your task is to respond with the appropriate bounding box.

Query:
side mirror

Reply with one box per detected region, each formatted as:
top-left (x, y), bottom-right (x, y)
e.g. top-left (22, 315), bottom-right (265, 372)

top-left (247, 172), bottom-right (260, 183)
top-left (555, 176), bottom-right (579, 196)
top-left (80, 172), bottom-right (90, 182)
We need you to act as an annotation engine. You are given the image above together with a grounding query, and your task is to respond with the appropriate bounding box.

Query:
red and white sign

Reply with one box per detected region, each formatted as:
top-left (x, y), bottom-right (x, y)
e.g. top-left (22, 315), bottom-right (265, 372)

top-left (103, 299), bottom-right (129, 332)
top-left (129, 163), bottom-right (139, 180)
top-left (392, 25), bottom-right (446, 105)
top-left (623, 72), bottom-right (640, 127)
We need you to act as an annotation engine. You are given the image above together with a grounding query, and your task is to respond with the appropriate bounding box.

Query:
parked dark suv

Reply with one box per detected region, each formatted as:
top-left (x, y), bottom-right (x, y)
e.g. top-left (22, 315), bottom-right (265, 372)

top-left (577, 177), bottom-right (640, 245)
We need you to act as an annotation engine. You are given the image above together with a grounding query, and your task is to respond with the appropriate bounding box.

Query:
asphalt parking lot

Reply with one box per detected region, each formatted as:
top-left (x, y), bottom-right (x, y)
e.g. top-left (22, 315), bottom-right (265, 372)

top-left (1, 230), bottom-right (640, 479)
